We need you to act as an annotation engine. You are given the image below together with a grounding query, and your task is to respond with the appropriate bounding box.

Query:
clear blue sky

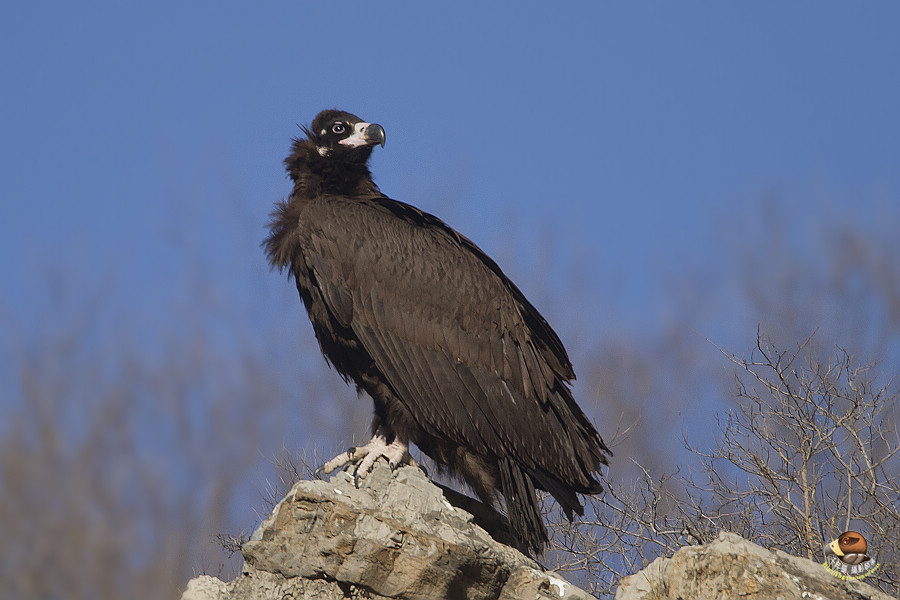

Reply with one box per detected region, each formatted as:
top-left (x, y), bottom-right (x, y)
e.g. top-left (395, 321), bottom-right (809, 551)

top-left (3, 2), bottom-right (898, 333)
top-left (3, 2), bottom-right (899, 418)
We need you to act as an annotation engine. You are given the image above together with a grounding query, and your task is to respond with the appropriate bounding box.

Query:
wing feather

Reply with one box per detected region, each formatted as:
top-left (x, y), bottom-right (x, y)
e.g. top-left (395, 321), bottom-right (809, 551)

top-left (297, 195), bottom-right (606, 483)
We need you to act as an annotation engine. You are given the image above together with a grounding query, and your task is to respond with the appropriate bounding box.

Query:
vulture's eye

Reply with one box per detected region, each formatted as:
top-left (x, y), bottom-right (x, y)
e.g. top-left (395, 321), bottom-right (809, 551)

top-left (332, 123), bottom-right (346, 134)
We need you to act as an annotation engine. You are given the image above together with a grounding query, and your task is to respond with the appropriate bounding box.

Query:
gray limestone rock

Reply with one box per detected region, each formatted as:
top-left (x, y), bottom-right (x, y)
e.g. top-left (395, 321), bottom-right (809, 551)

top-left (182, 461), bottom-right (591, 600)
top-left (615, 531), bottom-right (892, 600)
top-left (182, 465), bottom-right (896, 600)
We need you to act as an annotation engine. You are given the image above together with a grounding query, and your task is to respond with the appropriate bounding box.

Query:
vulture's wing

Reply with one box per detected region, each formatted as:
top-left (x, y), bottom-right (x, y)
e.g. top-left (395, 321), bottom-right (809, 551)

top-left (299, 194), bottom-right (608, 487)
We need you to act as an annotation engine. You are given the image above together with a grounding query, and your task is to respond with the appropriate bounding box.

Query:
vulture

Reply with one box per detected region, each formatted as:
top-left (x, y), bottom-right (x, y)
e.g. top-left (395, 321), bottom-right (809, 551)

top-left (265, 109), bottom-right (611, 556)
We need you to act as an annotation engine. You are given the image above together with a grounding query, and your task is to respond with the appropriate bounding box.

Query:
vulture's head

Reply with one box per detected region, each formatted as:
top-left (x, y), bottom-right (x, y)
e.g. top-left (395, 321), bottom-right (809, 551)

top-left (307, 109), bottom-right (386, 163)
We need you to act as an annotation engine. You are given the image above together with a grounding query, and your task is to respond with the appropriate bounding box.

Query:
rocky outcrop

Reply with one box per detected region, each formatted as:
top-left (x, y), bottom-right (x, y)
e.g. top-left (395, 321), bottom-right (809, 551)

top-left (183, 462), bottom-right (894, 600)
top-left (182, 461), bottom-right (591, 600)
top-left (615, 531), bottom-right (892, 600)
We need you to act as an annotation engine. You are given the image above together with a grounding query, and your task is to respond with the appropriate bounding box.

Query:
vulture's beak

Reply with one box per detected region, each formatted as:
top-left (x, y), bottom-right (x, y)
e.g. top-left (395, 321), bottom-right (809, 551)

top-left (340, 122), bottom-right (386, 148)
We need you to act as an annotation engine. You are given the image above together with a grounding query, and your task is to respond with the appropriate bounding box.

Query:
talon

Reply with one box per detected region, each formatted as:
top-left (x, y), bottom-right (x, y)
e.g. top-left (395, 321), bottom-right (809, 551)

top-left (319, 431), bottom-right (410, 486)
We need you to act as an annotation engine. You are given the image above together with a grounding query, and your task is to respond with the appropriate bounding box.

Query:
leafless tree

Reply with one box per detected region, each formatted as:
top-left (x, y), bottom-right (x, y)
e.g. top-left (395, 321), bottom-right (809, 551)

top-left (0, 281), bottom-right (276, 599)
top-left (545, 203), bottom-right (900, 598)
top-left (551, 332), bottom-right (900, 597)
top-left (693, 332), bottom-right (900, 558)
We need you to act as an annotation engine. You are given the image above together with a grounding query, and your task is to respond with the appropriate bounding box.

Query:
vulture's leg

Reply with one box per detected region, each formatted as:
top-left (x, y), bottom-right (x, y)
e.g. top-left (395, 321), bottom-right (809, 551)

top-left (321, 429), bottom-right (414, 486)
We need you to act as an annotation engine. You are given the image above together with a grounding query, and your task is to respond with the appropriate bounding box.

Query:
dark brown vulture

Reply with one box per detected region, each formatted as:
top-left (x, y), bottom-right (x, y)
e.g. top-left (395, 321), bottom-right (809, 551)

top-left (265, 109), bottom-right (611, 556)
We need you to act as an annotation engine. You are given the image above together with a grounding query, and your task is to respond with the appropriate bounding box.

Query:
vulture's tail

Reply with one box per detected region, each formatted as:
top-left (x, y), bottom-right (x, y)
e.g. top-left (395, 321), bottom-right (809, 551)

top-left (498, 457), bottom-right (547, 556)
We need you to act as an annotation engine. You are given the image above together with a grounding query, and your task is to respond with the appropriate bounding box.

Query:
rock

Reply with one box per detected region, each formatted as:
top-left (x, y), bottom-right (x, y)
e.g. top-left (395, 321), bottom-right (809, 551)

top-left (181, 575), bottom-right (226, 600)
top-left (183, 461), bottom-right (591, 600)
top-left (183, 466), bottom-right (896, 599)
top-left (615, 531), bottom-right (892, 600)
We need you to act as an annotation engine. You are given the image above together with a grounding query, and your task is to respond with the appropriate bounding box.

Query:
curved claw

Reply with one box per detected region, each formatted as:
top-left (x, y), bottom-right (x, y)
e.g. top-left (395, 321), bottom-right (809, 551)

top-left (321, 433), bottom-right (410, 487)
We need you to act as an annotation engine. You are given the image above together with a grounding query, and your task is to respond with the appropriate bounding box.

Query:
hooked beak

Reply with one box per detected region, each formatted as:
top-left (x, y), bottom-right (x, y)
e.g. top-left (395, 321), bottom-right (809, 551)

top-left (339, 122), bottom-right (386, 149)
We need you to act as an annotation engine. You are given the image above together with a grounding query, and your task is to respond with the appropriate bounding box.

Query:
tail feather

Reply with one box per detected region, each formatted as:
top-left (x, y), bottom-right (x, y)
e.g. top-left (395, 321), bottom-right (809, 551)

top-left (531, 469), bottom-right (588, 521)
top-left (498, 457), bottom-right (547, 556)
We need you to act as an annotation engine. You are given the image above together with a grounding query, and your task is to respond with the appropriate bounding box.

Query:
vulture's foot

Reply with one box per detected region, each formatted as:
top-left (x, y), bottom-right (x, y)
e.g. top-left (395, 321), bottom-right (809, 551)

top-left (321, 433), bottom-right (414, 487)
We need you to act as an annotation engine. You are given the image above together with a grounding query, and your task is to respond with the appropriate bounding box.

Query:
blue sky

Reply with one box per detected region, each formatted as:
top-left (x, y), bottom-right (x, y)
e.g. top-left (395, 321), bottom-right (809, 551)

top-left (1, 0), bottom-right (898, 429)
top-left (3, 3), bottom-right (898, 337)
top-left (3, 1), bottom-right (899, 416)
top-left (0, 2), bottom-right (900, 496)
